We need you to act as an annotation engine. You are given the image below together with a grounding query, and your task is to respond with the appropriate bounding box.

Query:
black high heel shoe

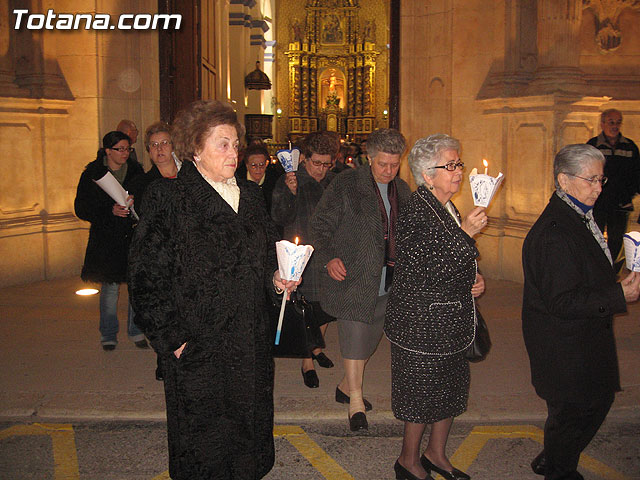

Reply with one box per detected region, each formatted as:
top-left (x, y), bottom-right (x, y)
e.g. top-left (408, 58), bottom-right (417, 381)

top-left (394, 460), bottom-right (433, 480)
top-left (301, 367), bottom-right (319, 388)
top-left (420, 455), bottom-right (470, 480)
top-left (348, 411), bottom-right (368, 431)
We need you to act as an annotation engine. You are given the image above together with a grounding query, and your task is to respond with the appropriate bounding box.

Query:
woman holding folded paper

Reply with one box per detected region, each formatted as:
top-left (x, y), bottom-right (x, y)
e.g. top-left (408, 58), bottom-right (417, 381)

top-left (74, 130), bottom-right (146, 351)
top-left (522, 143), bottom-right (640, 480)
top-left (128, 100), bottom-right (297, 480)
top-left (384, 134), bottom-right (486, 480)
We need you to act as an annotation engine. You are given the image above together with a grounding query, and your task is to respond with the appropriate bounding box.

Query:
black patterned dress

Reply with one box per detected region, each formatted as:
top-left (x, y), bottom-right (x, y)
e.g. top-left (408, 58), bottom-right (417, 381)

top-left (384, 186), bottom-right (478, 424)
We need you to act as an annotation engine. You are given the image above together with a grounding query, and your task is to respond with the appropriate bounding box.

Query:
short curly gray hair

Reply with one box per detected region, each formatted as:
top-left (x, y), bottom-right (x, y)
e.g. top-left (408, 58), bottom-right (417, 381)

top-left (366, 128), bottom-right (406, 159)
top-left (408, 134), bottom-right (461, 186)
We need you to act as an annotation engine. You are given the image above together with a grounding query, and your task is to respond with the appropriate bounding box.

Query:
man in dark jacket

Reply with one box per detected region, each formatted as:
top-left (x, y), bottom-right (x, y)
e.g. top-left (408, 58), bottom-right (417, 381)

top-left (587, 109), bottom-right (640, 265)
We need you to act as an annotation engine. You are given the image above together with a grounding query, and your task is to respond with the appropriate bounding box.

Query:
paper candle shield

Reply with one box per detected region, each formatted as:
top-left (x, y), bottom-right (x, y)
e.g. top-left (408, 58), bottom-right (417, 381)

top-left (469, 168), bottom-right (505, 208)
top-left (623, 231), bottom-right (640, 272)
top-left (275, 240), bottom-right (313, 281)
top-left (276, 148), bottom-right (300, 172)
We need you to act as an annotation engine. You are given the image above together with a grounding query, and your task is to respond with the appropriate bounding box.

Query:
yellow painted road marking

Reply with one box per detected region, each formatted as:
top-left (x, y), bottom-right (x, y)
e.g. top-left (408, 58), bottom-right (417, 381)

top-left (274, 425), bottom-right (355, 480)
top-left (449, 425), bottom-right (630, 480)
top-left (0, 423), bottom-right (79, 480)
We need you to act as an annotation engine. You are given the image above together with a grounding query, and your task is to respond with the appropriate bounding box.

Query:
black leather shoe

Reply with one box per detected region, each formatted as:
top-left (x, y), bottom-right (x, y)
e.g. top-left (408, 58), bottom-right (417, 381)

top-left (394, 460), bottom-right (433, 480)
top-left (155, 366), bottom-right (164, 381)
top-left (134, 339), bottom-right (150, 349)
top-left (348, 411), bottom-right (368, 431)
top-left (420, 455), bottom-right (470, 480)
top-left (312, 352), bottom-right (334, 368)
top-left (102, 344), bottom-right (116, 351)
top-left (301, 368), bottom-right (319, 388)
top-left (530, 451), bottom-right (546, 476)
top-left (335, 386), bottom-right (373, 411)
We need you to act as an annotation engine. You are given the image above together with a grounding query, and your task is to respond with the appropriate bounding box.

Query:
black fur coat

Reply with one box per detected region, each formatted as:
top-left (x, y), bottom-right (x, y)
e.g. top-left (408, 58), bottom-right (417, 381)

top-left (128, 161), bottom-right (279, 479)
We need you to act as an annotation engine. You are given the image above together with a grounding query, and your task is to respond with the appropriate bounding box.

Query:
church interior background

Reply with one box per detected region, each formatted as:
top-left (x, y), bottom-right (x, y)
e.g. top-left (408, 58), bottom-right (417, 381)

top-left (1, 0), bottom-right (639, 287)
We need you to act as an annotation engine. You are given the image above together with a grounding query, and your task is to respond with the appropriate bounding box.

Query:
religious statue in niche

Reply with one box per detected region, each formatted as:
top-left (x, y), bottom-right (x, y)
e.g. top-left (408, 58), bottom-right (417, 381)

top-left (320, 68), bottom-right (345, 110)
top-left (321, 14), bottom-right (344, 44)
top-left (362, 19), bottom-right (376, 43)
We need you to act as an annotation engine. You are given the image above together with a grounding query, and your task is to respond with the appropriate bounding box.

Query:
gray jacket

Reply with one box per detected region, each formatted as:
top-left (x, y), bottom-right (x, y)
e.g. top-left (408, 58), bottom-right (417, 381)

top-left (310, 165), bottom-right (411, 323)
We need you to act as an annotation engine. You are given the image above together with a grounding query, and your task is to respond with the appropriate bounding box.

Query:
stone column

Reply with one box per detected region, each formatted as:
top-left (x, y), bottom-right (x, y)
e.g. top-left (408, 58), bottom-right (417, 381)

top-left (531, 0), bottom-right (584, 92)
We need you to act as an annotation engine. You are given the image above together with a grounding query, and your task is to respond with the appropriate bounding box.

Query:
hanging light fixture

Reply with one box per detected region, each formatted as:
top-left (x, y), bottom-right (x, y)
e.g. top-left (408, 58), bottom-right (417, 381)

top-left (245, 61), bottom-right (272, 90)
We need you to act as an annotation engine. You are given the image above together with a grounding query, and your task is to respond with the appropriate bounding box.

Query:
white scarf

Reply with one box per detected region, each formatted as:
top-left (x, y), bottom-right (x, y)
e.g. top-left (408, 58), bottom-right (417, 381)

top-left (196, 166), bottom-right (240, 213)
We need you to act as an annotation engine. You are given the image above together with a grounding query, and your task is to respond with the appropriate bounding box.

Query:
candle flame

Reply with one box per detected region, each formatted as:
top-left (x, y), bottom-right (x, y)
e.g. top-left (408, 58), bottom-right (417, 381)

top-left (294, 237), bottom-right (299, 245)
top-left (482, 159), bottom-right (488, 168)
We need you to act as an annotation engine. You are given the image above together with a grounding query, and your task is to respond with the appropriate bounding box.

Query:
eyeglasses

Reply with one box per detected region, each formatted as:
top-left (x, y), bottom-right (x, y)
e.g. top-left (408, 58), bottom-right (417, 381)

top-left (309, 159), bottom-right (333, 168)
top-left (150, 140), bottom-right (172, 149)
top-left (432, 161), bottom-right (464, 171)
top-left (109, 146), bottom-right (133, 153)
top-left (604, 120), bottom-right (622, 127)
top-left (249, 162), bottom-right (266, 169)
top-left (565, 173), bottom-right (608, 185)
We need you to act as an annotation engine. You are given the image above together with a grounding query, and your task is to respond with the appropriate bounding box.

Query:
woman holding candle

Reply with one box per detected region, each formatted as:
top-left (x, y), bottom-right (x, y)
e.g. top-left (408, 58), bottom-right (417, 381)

top-left (271, 130), bottom-right (339, 388)
top-left (384, 134), bottom-right (487, 480)
top-left (522, 144), bottom-right (640, 480)
top-left (310, 128), bottom-right (412, 432)
top-left (128, 100), bottom-right (298, 480)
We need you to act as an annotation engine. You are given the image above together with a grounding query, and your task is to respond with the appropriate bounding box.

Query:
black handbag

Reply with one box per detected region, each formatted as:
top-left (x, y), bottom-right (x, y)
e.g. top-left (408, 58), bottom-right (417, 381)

top-left (269, 291), bottom-right (325, 358)
top-left (464, 306), bottom-right (491, 362)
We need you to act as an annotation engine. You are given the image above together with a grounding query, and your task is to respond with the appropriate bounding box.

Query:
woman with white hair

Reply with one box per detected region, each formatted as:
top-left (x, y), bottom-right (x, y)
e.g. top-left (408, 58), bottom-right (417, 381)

top-left (385, 134), bottom-right (487, 480)
top-left (522, 143), bottom-right (640, 480)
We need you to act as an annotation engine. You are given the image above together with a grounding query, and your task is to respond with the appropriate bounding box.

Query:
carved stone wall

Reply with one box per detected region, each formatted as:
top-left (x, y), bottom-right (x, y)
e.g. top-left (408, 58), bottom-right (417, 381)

top-left (400, 0), bottom-right (640, 281)
top-left (0, 1), bottom-right (159, 287)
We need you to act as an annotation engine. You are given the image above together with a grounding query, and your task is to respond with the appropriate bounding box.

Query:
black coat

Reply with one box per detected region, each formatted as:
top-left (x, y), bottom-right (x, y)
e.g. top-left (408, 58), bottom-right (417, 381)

top-left (522, 193), bottom-right (626, 402)
top-left (127, 164), bottom-right (163, 216)
top-left (128, 161), bottom-right (278, 480)
top-left (385, 187), bottom-right (478, 354)
top-left (74, 156), bottom-right (143, 284)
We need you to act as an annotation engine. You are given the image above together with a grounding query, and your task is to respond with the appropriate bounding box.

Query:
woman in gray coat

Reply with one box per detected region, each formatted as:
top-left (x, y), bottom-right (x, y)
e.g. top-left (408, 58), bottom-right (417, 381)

top-left (310, 128), bottom-right (411, 432)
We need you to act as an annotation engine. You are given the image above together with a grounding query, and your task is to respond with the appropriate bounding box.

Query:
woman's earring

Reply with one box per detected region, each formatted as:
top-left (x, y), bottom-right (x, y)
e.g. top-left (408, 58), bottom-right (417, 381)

top-left (194, 156), bottom-right (200, 162)
top-left (428, 184), bottom-right (434, 191)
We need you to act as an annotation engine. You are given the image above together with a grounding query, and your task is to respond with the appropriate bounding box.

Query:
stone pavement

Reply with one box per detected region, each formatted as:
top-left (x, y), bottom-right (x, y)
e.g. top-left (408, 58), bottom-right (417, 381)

top-left (0, 277), bottom-right (639, 424)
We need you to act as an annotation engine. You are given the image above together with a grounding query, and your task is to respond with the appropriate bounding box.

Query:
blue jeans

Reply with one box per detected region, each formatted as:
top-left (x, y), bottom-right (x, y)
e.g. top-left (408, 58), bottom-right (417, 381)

top-left (99, 282), bottom-right (144, 344)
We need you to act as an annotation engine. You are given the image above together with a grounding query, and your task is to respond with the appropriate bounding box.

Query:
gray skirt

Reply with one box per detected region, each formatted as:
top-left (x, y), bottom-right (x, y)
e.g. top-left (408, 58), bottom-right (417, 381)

top-left (337, 294), bottom-right (388, 360)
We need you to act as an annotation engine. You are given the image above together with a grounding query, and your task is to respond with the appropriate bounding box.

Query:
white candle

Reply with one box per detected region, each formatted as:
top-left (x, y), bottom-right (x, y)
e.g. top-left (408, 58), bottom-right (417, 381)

top-left (483, 158), bottom-right (489, 175)
top-left (288, 141), bottom-right (292, 150)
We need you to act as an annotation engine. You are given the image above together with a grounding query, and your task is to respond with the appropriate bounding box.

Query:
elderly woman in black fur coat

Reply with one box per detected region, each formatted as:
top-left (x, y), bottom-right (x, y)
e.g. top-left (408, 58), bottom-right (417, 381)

top-left (128, 101), bottom-right (297, 480)
top-left (385, 134), bottom-right (487, 480)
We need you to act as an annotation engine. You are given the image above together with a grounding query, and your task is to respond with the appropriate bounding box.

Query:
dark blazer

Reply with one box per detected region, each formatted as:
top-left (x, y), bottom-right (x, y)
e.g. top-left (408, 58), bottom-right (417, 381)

top-left (310, 165), bottom-right (411, 323)
top-left (235, 162), bottom-right (282, 213)
top-left (74, 156), bottom-right (143, 284)
top-left (385, 187), bottom-right (477, 354)
top-left (522, 193), bottom-right (626, 402)
top-left (128, 161), bottom-right (278, 479)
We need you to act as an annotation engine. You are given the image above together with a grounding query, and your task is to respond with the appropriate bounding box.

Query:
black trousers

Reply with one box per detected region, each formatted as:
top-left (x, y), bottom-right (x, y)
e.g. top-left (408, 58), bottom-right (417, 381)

top-left (543, 393), bottom-right (614, 480)
top-left (593, 204), bottom-right (629, 263)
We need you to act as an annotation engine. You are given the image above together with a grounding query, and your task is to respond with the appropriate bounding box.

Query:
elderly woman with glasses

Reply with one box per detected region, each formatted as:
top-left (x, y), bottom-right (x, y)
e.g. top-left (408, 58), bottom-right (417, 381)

top-left (236, 143), bottom-right (281, 214)
top-left (271, 130), bottom-right (340, 389)
top-left (128, 101), bottom-right (298, 480)
top-left (522, 144), bottom-right (640, 480)
top-left (74, 130), bottom-right (146, 351)
top-left (384, 134), bottom-right (487, 480)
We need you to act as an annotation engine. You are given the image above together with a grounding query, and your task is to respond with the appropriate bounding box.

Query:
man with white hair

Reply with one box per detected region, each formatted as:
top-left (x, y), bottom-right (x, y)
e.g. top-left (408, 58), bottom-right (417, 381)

top-left (117, 119), bottom-right (140, 165)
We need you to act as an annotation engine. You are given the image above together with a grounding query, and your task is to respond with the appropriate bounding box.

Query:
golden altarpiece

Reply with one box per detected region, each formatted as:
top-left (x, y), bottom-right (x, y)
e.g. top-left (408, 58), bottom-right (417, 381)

top-left (282, 0), bottom-right (383, 141)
